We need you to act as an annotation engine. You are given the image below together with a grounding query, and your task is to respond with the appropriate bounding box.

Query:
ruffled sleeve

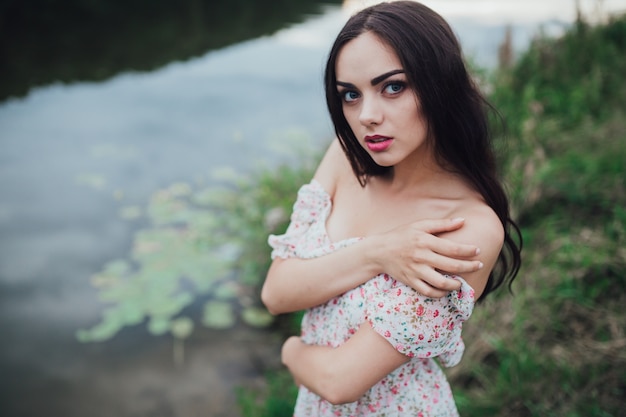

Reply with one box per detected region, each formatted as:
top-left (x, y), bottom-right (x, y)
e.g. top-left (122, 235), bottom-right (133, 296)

top-left (268, 180), bottom-right (331, 260)
top-left (363, 274), bottom-right (475, 367)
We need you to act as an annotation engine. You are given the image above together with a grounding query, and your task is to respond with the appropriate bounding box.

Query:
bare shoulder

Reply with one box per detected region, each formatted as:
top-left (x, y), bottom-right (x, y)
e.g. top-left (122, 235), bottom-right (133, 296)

top-left (440, 200), bottom-right (505, 298)
top-left (312, 139), bottom-right (353, 197)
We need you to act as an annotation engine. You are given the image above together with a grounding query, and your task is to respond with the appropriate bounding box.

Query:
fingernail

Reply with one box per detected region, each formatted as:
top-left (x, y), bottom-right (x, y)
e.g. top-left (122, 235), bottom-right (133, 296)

top-left (475, 248), bottom-right (481, 255)
top-left (452, 217), bottom-right (465, 222)
top-left (478, 262), bottom-right (484, 269)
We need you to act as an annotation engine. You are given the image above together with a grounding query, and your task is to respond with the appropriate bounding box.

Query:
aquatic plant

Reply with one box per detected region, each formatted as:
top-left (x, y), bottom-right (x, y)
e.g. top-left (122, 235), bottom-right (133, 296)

top-left (76, 143), bottom-right (319, 349)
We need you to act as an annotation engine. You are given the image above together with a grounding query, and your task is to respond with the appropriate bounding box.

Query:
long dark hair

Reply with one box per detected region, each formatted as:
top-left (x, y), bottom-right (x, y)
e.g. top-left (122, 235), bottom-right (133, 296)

top-left (324, 1), bottom-right (522, 301)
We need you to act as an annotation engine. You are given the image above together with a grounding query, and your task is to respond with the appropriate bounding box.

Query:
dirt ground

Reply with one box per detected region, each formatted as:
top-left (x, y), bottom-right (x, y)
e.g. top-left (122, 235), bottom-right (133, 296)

top-left (0, 324), bottom-right (285, 417)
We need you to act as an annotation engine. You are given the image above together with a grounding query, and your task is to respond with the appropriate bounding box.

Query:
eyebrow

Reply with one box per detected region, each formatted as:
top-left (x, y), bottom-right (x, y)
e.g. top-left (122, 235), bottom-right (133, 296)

top-left (336, 69), bottom-right (406, 89)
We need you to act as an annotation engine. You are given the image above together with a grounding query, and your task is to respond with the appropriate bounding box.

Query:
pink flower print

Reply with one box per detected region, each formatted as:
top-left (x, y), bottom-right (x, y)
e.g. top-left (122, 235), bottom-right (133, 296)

top-left (397, 288), bottom-right (402, 296)
top-left (433, 309), bottom-right (439, 317)
top-left (416, 305), bottom-right (425, 316)
top-left (418, 334), bottom-right (424, 340)
top-left (378, 302), bottom-right (385, 308)
top-left (384, 330), bottom-right (391, 338)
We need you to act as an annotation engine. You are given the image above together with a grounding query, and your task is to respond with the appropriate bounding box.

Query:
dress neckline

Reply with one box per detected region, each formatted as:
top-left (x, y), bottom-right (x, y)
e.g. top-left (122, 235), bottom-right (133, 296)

top-left (308, 179), bottom-right (362, 246)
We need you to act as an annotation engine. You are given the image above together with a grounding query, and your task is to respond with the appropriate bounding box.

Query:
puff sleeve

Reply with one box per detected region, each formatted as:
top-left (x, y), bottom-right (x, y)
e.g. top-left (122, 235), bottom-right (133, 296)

top-left (362, 274), bottom-right (475, 367)
top-left (268, 180), bottom-right (331, 260)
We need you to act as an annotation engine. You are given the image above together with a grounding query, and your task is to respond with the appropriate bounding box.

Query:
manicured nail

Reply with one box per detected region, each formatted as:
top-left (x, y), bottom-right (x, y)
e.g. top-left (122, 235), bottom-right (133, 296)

top-left (478, 262), bottom-right (484, 269)
top-left (475, 248), bottom-right (481, 255)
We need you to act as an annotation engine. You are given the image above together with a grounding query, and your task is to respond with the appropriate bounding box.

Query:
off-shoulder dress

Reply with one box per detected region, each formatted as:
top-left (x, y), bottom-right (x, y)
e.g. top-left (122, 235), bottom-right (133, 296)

top-left (269, 180), bottom-right (476, 417)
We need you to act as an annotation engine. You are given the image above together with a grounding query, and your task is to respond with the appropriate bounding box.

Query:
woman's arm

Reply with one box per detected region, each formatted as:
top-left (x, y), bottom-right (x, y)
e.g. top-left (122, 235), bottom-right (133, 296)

top-left (280, 209), bottom-right (505, 403)
top-left (261, 141), bottom-right (483, 314)
top-left (281, 323), bottom-right (408, 405)
top-left (262, 219), bottom-right (481, 314)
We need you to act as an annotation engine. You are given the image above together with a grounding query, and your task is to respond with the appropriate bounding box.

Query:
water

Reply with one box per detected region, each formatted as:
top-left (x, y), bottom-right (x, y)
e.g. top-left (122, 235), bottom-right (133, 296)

top-left (1, 1), bottom-right (623, 416)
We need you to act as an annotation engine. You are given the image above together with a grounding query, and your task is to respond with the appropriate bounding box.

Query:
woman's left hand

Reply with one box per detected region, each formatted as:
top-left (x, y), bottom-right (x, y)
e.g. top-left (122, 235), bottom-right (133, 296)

top-left (282, 336), bottom-right (303, 386)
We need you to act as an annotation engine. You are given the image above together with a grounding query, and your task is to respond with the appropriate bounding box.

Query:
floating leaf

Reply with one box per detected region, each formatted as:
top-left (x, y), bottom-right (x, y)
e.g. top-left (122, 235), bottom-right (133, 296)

top-left (214, 282), bottom-right (239, 300)
top-left (202, 300), bottom-right (236, 329)
top-left (241, 306), bottom-right (274, 328)
top-left (148, 317), bottom-right (171, 335)
top-left (171, 317), bottom-right (194, 340)
top-left (119, 205), bottom-right (142, 220)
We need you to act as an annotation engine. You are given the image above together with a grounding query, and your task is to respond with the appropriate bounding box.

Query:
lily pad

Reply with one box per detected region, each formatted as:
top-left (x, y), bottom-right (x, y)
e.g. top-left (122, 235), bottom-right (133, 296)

top-left (214, 282), bottom-right (239, 300)
top-left (241, 306), bottom-right (274, 328)
top-left (171, 317), bottom-right (194, 340)
top-left (202, 300), bottom-right (236, 329)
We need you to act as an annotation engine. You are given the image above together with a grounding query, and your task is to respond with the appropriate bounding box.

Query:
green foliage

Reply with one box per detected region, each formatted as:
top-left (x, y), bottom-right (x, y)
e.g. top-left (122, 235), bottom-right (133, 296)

top-left (492, 14), bottom-right (626, 137)
top-left (236, 370), bottom-right (299, 417)
top-left (447, 12), bottom-right (626, 417)
top-left (77, 142), bottom-right (319, 344)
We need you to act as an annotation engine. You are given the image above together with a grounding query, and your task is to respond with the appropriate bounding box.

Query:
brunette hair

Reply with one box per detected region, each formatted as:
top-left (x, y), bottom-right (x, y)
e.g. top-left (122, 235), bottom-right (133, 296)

top-left (324, 1), bottom-right (522, 300)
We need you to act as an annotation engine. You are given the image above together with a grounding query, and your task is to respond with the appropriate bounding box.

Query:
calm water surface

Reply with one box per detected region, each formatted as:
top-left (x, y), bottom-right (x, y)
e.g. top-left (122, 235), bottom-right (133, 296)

top-left (1, 1), bottom-right (622, 416)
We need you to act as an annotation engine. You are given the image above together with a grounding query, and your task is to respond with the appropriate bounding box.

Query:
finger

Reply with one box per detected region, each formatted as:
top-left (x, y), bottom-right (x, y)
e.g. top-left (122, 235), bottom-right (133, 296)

top-left (417, 268), bottom-right (463, 292)
top-left (423, 252), bottom-right (483, 274)
top-left (413, 217), bottom-right (466, 235)
top-left (421, 233), bottom-right (481, 258)
top-left (410, 279), bottom-right (452, 299)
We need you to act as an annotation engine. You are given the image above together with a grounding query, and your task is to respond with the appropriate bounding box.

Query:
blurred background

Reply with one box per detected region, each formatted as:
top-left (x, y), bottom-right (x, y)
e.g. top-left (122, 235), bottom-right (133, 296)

top-left (1, 1), bottom-right (624, 416)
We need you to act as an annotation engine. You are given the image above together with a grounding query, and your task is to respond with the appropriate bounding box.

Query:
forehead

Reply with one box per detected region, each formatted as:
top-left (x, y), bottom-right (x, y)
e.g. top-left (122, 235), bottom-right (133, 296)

top-left (336, 31), bottom-right (403, 81)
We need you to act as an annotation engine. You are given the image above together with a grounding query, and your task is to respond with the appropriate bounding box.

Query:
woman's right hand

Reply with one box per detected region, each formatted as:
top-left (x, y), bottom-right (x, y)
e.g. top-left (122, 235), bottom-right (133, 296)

top-left (369, 218), bottom-right (483, 298)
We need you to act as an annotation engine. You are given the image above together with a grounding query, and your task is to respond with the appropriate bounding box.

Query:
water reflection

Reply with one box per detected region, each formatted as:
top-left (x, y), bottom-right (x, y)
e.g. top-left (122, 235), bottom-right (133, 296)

top-left (0, 0), bottom-right (342, 101)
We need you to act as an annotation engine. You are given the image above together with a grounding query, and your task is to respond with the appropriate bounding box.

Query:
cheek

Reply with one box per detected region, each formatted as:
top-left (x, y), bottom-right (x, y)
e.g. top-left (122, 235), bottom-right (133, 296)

top-left (342, 106), bottom-right (360, 129)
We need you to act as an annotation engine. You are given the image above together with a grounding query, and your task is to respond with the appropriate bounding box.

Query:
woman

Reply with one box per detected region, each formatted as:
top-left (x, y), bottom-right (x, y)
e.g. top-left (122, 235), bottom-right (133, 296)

top-left (261, 1), bottom-right (522, 415)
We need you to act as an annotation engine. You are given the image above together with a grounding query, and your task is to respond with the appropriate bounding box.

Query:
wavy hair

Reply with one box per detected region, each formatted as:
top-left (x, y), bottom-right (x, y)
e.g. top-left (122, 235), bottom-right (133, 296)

top-left (324, 1), bottom-right (522, 300)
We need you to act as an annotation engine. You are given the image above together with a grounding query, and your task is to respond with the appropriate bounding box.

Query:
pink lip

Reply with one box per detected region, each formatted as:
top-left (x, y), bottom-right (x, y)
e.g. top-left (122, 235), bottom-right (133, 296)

top-left (364, 135), bottom-right (393, 152)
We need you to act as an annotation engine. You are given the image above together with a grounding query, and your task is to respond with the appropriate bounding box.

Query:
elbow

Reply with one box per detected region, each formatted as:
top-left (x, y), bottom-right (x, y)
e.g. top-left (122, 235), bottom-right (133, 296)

top-left (324, 389), bottom-right (361, 406)
top-left (260, 283), bottom-right (284, 315)
top-left (315, 370), bottom-right (363, 405)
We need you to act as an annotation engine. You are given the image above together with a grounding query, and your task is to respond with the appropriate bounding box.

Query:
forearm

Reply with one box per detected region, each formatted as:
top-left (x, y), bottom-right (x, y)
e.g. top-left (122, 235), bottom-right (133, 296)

top-left (262, 238), bottom-right (381, 314)
top-left (282, 337), bottom-right (346, 404)
top-left (282, 323), bottom-right (409, 404)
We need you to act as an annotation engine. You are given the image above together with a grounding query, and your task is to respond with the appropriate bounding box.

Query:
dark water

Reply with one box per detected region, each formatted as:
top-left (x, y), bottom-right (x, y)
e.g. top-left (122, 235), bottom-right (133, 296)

top-left (0, 0), bottom-right (591, 415)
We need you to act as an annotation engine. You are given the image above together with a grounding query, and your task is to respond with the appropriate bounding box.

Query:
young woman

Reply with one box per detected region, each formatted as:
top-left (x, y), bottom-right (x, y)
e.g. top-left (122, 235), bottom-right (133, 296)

top-left (261, 1), bottom-right (522, 415)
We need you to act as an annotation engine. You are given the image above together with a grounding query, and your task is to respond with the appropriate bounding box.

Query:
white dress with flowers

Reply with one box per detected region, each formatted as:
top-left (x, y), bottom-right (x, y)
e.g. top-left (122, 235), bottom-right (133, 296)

top-left (269, 180), bottom-right (476, 417)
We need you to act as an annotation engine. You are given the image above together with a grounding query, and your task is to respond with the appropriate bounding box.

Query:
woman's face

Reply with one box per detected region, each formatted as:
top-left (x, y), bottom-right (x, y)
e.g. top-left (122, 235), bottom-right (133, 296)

top-left (335, 31), bottom-right (430, 170)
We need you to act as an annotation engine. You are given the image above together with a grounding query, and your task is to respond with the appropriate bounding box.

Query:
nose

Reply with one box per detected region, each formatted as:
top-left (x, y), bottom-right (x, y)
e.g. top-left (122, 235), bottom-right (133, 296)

top-left (359, 95), bottom-right (383, 126)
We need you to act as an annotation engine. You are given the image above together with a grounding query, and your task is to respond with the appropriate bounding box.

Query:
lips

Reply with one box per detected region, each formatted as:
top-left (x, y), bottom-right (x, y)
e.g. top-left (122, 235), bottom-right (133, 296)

top-left (364, 135), bottom-right (393, 152)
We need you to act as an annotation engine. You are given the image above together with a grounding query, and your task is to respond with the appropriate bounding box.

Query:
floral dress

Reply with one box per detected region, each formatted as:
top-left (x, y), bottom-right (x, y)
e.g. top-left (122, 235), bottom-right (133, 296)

top-left (269, 180), bottom-right (476, 417)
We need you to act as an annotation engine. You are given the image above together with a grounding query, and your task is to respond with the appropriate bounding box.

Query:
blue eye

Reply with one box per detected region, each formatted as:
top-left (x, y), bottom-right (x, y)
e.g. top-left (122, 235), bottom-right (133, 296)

top-left (384, 82), bottom-right (405, 95)
top-left (342, 90), bottom-right (360, 102)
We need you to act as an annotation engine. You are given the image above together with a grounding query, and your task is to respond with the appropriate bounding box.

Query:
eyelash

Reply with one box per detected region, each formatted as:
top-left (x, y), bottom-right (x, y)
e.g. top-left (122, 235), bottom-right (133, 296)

top-left (339, 80), bottom-right (407, 103)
